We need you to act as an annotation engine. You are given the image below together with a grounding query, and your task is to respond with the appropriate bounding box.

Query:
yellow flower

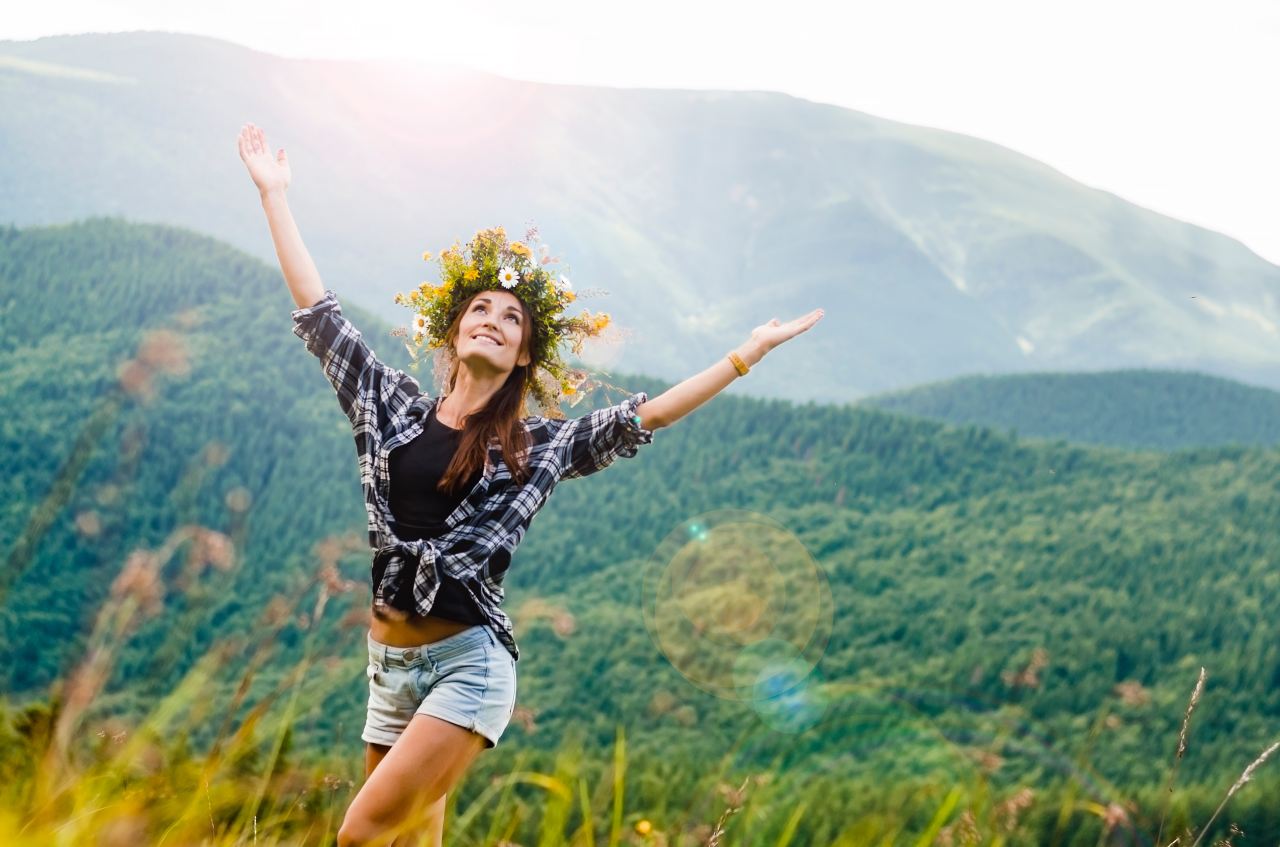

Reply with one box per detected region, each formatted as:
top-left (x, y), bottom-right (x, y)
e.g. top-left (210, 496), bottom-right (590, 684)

top-left (564, 290), bottom-right (576, 303)
top-left (463, 267), bottom-right (479, 281)
top-left (422, 250), bottom-right (433, 261)
top-left (634, 820), bottom-right (652, 836)
top-left (509, 241), bottom-right (532, 259)
top-left (563, 384), bottom-right (576, 395)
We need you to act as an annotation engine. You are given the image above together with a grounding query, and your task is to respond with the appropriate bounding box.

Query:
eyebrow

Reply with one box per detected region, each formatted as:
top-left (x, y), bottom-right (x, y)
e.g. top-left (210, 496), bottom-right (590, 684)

top-left (474, 297), bottom-right (521, 316)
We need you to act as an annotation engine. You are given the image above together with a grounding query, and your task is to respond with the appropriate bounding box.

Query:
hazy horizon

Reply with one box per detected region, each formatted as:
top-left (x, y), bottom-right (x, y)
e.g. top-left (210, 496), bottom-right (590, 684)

top-left (3, 0), bottom-right (1278, 266)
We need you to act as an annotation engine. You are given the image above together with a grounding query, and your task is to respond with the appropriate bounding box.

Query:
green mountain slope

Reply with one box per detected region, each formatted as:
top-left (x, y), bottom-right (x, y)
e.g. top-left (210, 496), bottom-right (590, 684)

top-left (861, 370), bottom-right (1280, 449)
top-left (2, 32), bottom-right (1280, 403)
top-left (4, 219), bottom-right (1280, 832)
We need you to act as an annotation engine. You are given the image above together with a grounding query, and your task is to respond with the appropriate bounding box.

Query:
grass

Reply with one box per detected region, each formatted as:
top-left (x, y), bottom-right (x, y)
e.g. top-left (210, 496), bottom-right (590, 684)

top-left (3, 520), bottom-right (1276, 846)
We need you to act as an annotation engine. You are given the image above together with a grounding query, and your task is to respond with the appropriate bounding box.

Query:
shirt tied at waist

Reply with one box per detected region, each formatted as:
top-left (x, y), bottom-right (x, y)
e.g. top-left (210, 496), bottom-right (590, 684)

top-left (371, 538), bottom-right (434, 620)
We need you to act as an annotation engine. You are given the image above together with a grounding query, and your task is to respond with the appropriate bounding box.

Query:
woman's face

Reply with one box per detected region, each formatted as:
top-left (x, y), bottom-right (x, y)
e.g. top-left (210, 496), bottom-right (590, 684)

top-left (455, 289), bottom-right (532, 373)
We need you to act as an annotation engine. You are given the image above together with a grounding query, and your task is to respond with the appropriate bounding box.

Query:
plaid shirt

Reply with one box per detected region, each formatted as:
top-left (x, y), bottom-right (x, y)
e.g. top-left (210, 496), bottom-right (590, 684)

top-left (291, 289), bottom-right (655, 662)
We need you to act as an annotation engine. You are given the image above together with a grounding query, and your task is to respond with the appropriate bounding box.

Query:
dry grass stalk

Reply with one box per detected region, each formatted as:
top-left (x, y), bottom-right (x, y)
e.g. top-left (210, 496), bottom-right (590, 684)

top-left (936, 808), bottom-right (981, 846)
top-left (1157, 667), bottom-right (1206, 845)
top-left (1189, 740), bottom-right (1280, 847)
top-left (993, 788), bottom-right (1035, 834)
top-left (706, 776), bottom-right (752, 847)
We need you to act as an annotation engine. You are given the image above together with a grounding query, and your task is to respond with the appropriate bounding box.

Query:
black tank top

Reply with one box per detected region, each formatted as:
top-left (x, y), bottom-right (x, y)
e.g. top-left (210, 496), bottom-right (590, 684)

top-left (386, 401), bottom-right (486, 624)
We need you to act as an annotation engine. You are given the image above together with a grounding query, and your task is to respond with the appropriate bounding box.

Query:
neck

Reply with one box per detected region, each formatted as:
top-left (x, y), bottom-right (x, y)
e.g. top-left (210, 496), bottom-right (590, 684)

top-left (444, 364), bottom-right (508, 423)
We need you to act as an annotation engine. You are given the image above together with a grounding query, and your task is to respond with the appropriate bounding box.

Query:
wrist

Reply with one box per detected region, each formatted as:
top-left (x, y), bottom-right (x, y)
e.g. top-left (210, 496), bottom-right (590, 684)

top-left (733, 338), bottom-right (769, 369)
top-left (260, 186), bottom-right (288, 205)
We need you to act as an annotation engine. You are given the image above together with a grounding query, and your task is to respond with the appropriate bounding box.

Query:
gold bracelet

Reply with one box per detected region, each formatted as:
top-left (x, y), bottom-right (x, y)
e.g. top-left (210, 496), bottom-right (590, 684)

top-left (727, 351), bottom-right (750, 376)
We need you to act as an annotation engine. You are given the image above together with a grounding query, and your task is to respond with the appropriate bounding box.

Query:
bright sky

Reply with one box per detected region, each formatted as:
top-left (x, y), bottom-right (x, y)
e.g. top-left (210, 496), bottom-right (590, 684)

top-left (5, 0), bottom-right (1280, 266)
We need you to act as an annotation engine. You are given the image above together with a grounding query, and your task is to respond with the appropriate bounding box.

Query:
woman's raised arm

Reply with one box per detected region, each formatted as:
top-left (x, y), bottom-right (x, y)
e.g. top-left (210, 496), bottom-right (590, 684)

top-left (238, 123), bottom-right (421, 421)
top-left (556, 307), bottom-right (824, 480)
top-left (638, 307), bottom-right (825, 429)
top-left (237, 122), bottom-right (323, 310)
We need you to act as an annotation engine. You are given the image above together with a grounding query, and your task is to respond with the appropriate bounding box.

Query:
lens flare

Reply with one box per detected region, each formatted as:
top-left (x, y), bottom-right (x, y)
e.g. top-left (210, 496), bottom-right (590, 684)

top-left (641, 508), bottom-right (834, 710)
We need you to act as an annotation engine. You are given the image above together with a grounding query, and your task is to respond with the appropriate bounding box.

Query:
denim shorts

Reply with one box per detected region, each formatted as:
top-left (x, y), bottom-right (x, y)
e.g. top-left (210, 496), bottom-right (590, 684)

top-left (362, 624), bottom-right (517, 749)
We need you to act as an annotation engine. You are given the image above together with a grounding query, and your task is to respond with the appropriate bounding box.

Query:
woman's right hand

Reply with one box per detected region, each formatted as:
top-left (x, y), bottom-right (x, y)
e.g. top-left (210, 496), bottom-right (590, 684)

top-left (237, 122), bottom-right (291, 196)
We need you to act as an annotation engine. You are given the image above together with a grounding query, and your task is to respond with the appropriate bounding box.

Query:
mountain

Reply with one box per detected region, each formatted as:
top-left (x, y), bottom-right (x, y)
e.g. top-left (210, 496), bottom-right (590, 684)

top-left (2, 32), bottom-right (1280, 403)
top-left (861, 370), bottom-right (1280, 450)
top-left (6, 219), bottom-right (1280, 817)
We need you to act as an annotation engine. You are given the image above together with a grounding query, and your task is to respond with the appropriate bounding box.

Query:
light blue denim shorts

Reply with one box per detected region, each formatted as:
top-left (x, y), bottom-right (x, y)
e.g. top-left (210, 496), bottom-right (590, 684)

top-left (363, 624), bottom-right (517, 749)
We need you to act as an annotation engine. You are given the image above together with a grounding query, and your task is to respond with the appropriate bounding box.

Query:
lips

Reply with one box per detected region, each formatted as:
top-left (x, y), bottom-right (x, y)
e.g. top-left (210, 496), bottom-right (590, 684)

top-left (472, 333), bottom-right (502, 346)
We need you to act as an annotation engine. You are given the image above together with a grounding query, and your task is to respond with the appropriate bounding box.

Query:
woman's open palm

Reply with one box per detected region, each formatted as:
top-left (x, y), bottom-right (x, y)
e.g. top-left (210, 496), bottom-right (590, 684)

top-left (751, 307), bottom-right (824, 352)
top-left (237, 123), bottom-right (290, 194)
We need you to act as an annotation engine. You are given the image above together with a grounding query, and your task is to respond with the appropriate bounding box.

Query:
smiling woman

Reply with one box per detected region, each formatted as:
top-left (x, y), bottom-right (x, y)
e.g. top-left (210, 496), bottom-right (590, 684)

top-left (237, 119), bottom-right (822, 846)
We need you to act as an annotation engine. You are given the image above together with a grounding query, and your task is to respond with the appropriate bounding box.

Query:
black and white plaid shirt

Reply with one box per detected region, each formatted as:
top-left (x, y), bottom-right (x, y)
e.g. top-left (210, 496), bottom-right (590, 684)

top-left (291, 289), bottom-right (655, 662)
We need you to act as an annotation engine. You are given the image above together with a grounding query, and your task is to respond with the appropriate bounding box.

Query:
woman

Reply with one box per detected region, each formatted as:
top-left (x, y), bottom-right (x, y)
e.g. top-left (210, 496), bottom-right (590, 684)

top-left (237, 121), bottom-right (823, 846)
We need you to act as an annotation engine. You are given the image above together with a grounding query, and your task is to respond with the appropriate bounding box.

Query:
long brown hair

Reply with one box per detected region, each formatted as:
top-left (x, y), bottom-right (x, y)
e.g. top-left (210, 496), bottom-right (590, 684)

top-left (435, 291), bottom-right (539, 494)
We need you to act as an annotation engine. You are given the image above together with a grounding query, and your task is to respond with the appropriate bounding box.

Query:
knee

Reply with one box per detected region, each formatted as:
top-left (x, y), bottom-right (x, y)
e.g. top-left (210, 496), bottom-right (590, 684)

top-left (337, 812), bottom-right (392, 847)
top-left (336, 816), bottom-right (373, 847)
top-left (338, 795), bottom-right (446, 846)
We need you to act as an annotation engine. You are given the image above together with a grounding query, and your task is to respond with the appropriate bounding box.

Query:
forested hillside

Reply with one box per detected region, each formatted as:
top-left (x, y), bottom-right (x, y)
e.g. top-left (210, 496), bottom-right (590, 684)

top-left (862, 370), bottom-right (1280, 449)
top-left (4, 218), bottom-right (1280, 842)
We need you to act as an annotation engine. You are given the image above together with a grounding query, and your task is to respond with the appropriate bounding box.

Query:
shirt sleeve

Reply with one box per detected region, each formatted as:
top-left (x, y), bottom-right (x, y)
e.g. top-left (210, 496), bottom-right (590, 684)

top-left (556, 390), bottom-right (656, 480)
top-left (290, 289), bottom-right (421, 423)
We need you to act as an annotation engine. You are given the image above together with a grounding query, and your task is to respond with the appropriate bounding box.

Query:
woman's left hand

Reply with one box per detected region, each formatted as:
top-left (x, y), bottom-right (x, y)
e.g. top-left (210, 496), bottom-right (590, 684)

top-left (750, 307), bottom-right (824, 354)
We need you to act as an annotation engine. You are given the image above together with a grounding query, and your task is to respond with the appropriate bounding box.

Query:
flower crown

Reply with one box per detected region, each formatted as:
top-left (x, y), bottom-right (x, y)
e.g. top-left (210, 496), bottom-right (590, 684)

top-left (392, 224), bottom-right (618, 418)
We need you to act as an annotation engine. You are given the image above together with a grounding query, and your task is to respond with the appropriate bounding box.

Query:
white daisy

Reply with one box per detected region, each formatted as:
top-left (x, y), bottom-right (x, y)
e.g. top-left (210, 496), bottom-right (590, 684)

top-left (499, 266), bottom-right (520, 288)
top-left (412, 313), bottom-right (428, 335)
top-left (558, 274), bottom-right (573, 291)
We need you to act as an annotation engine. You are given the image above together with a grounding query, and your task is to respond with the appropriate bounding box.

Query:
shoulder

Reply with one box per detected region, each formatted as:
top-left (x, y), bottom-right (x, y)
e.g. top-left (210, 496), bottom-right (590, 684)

top-left (522, 414), bottom-right (557, 427)
top-left (521, 414), bottom-right (561, 445)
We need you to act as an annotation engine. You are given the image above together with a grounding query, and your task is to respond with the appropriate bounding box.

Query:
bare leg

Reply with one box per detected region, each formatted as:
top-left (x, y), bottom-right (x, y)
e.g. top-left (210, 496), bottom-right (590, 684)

top-left (365, 742), bottom-right (392, 778)
top-left (363, 744), bottom-right (447, 847)
top-left (339, 716), bottom-right (486, 846)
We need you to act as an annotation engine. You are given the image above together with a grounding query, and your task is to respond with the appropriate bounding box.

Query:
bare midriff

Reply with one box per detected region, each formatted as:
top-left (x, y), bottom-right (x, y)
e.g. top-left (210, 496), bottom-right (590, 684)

top-left (369, 608), bottom-right (475, 647)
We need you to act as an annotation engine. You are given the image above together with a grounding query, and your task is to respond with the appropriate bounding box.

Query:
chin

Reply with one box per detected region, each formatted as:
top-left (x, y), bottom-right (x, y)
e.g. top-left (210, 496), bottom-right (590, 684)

top-left (461, 347), bottom-right (511, 369)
